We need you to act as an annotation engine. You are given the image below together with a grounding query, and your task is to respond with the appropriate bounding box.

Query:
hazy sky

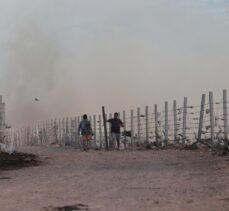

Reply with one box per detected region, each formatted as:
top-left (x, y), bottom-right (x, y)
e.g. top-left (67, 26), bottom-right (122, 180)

top-left (0, 0), bottom-right (229, 126)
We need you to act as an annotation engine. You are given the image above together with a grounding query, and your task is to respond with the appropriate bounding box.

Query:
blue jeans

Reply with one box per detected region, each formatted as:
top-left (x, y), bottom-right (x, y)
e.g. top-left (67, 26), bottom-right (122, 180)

top-left (111, 133), bottom-right (121, 149)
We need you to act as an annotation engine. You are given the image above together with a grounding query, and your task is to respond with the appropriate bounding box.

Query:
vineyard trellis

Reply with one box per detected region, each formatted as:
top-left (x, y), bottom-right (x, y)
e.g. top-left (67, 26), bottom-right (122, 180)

top-left (1, 89), bottom-right (229, 151)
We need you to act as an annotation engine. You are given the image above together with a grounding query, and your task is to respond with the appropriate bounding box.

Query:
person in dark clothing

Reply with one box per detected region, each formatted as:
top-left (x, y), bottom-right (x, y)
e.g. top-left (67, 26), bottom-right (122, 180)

top-left (108, 112), bottom-right (124, 150)
top-left (78, 114), bottom-right (92, 151)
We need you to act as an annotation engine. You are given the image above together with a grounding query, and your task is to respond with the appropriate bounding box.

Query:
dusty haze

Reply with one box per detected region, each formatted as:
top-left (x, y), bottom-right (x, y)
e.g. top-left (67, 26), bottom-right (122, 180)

top-left (0, 0), bottom-right (229, 126)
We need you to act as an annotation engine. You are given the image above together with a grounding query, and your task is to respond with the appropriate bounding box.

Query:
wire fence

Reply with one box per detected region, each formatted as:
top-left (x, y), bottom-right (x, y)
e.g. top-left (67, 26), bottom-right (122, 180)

top-left (1, 89), bottom-right (229, 151)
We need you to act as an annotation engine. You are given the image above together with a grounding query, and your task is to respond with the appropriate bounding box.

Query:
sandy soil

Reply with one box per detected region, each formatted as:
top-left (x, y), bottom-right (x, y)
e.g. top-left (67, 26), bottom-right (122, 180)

top-left (0, 146), bottom-right (229, 211)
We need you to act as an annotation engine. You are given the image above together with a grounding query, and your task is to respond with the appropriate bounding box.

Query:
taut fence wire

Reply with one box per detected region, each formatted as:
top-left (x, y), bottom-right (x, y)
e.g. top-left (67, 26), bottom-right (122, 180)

top-left (1, 89), bottom-right (229, 151)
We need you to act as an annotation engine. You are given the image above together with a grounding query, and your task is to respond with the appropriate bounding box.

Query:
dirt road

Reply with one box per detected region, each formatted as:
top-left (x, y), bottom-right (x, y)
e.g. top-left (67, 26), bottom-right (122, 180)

top-left (0, 147), bottom-right (229, 211)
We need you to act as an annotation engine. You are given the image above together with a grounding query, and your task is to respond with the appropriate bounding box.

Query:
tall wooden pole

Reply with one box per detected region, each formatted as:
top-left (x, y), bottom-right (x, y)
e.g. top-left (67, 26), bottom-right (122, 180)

top-left (223, 89), bottom-right (228, 147)
top-left (137, 107), bottom-right (141, 142)
top-left (102, 106), bottom-right (109, 151)
top-left (98, 115), bottom-right (102, 149)
top-left (173, 100), bottom-right (177, 143)
top-left (93, 115), bottom-right (97, 143)
top-left (198, 94), bottom-right (206, 141)
top-left (145, 106), bottom-right (149, 144)
top-left (130, 109), bottom-right (134, 147)
top-left (182, 97), bottom-right (188, 146)
top-left (164, 102), bottom-right (169, 145)
top-left (154, 104), bottom-right (159, 145)
top-left (209, 92), bottom-right (215, 145)
top-left (123, 110), bottom-right (126, 149)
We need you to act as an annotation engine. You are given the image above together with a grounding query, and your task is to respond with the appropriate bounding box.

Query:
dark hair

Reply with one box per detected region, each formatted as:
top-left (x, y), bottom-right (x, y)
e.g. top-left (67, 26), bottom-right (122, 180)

top-left (114, 112), bottom-right (118, 117)
top-left (83, 114), bottom-right (87, 119)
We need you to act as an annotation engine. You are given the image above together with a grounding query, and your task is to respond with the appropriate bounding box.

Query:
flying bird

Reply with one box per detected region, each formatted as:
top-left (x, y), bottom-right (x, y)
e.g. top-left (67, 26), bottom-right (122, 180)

top-left (34, 98), bottom-right (39, 101)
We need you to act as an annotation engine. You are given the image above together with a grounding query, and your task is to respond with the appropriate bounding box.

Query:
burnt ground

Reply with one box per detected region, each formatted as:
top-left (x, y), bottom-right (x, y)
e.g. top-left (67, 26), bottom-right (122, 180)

top-left (0, 151), bottom-right (40, 170)
top-left (0, 146), bottom-right (229, 211)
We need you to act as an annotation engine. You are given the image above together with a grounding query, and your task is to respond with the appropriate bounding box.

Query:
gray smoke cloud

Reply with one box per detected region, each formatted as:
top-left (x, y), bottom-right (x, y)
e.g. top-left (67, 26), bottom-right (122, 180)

top-left (0, 0), bottom-right (229, 126)
top-left (0, 1), bottom-right (83, 126)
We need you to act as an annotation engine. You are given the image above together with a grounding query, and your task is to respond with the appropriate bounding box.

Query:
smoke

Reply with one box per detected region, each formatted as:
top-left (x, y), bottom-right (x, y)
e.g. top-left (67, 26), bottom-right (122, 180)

top-left (0, 0), bottom-right (229, 126)
top-left (0, 1), bottom-right (82, 126)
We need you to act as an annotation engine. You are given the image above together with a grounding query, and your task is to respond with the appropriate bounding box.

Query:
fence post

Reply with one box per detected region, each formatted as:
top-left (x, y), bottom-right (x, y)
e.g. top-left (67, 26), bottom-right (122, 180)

top-left (47, 120), bottom-right (50, 144)
top-left (145, 106), bottom-right (149, 144)
top-left (0, 96), bottom-right (2, 131)
top-left (130, 109), bottom-right (134, 147)
top-left (54, 119), bottom-right (58, 143)
top-left (66, 117), bottom-right (69, 134)
top-left (154, 104), bottom-right (159, 145)
top-left (0, 101), bottom-right (5, 136)
top-left (51, 119), bottom-right (53, 130)
top-left (0, 98), bottom-right (5, 143)
top-left (173, 100), bottom-right (177, 143)
top-left (182, 97), bottom-right (188, 146)
top-left (89, 115), bottom-right (92, 145)
top-left (73, 116), bottom-right (77, 143)
top-left (20, 128), bottom-right (22, 146)
top-left (223, 89), bottom-right (228, 147)
top-left (109, 113), bottom-right (112, 145)
top-left (164, 102), bottom-right (169, 145)
top-left (98, 115), bottom-right (102, 149)
top-left (57, 118), bottom-right (60, 144)
top-left (198, 94), bottom-right (206, 141)
top-left (209, 92), bottom-right (215, 145)
top-left (77, 116), bottom-right (80, 129)
top-left (123, 110), bottom-right (126, 149)
top-left (102, 106), bottom-right (109, 151)
top-left (137, 107), bottom-right (141, 142)
top-left (42, 120), bottom-right (45, 145)
top-left (50, 120), bottom-right (53, 143)
top-left (71, 117), bottom-right (74, 141)
top-left (74, 117), bottom-right (76, 131)
top-left (93, 115), bottom-right (97, 147)
top-left (62, 118), bottom-right (65, 145)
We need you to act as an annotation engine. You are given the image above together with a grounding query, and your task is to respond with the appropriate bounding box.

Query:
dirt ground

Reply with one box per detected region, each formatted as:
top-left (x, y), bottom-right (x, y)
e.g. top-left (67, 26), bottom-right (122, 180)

top-left (0, 147), bottom-right (229, 211)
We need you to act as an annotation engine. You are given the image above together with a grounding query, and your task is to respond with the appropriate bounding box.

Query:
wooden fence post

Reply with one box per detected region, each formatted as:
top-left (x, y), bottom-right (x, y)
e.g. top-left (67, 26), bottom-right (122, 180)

top-left (154, 104), bottom-right (159, 145)
top-left (62, 118), bottom-right (65, 145)
top-left (164, 102), bottom-right (169, 145)
top-left (98, 115), bottom-right (102, 149)
top-left (182, 97), bottom-right (188, 146)
top-left (123, 110), bottom-right (126, 149)
top-left (137, 107), bottom-right (141, 142)
top-left (47, 120), bottom-right (50, 144)
top-left (93, 115), bottom-right (97, 146)
top-left (89, 115), bottom-right (92, 146)
top-left (57, 118), bottom-right (60, 144)
top-left (0, 96), bottom-right (2, 134)
top-left (51, 119), bottom-right (54, 143)
top-left (71, 117), bottom-right (74, 142)
top-left (198, 94), bottom-right (206, 141)
top-left (42, 120), bottom-right (45, 145)
top-left (209, 92), bottom-right (215, 145)
top-left (0, 98), bottom-right (5, 143)
top-left (173, 100), bottom-right (177, 143)
top-left (130, 109), bottom-right (134, 147)
top-left (74, 116), bottom-right (77, 143)
top-left (223, 89), bottom-right (228, 147)
top-left (66, 117), bottom-right (69, 134)
top-left (145, 106), bottom-right (149, 144)
top-left (54, 119), bottom-right (58, 143)
top-left (77, 116), bottom-right (80, 129)
top-left (102, 106), bottom-right (109, 151)
top-left (109, 113), bottom-right (112, 143)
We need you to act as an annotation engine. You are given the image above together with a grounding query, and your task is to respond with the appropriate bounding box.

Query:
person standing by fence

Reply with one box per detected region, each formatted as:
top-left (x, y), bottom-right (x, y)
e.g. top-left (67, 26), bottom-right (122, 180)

top-left (108, 112), bottom-right (124, 150)
top-left (78, 114), bottom-right (93, 151)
